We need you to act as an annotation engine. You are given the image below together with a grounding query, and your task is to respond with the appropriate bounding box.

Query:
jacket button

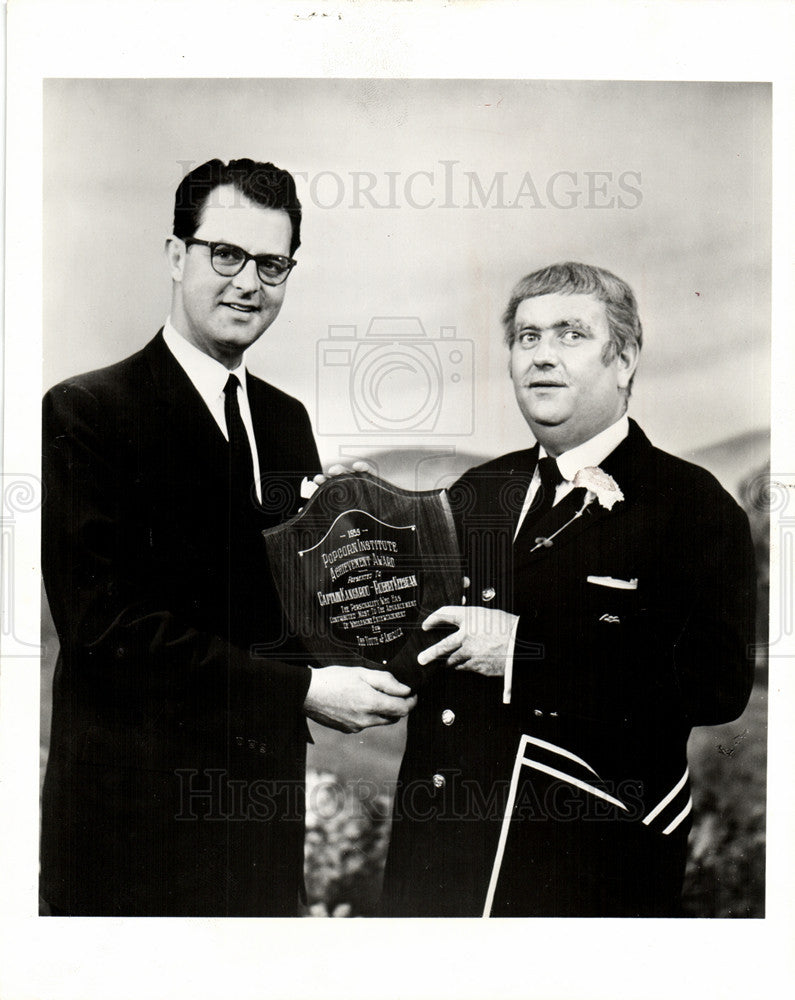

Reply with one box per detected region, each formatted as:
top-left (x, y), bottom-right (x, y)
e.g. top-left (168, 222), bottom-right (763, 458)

top-left (533, 709), bottom-right (543, 717)
top-left (441, 709), bottom-right (456, 727)
top-left (481, 587), bottom-right (496, 602)
top-left (248, 739), bottom-right (256, 750)
top-left (259, 742), bottom-right (268, 754)
top-left (432, 773), bottom-right (446, 789)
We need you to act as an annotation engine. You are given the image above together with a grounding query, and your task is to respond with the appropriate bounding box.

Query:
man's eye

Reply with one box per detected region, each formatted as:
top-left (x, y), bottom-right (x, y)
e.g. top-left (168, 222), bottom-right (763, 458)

top-left (562, 329), bottom-right (583, 342)
top-left (517, 332), bottom-right (538, 347)
top-left (214, 245), bottom-right (244, 263)
top-left (258, 258), bottom-right (284, 276)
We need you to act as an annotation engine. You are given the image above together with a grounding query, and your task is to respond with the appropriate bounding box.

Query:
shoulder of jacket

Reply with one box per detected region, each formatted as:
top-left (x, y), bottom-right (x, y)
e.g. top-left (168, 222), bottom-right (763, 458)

top-left (246, 371), bottom-right (306, 411)
top-left (459, 448), bottom-right (535, 480)
top-left (44, 344), bottom-right (153, 406)
top-left (637, 437), bottom-right (745, 518)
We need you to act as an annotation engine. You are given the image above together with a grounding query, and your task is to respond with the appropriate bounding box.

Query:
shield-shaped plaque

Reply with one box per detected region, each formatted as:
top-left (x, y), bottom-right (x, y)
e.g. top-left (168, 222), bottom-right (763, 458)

top-left (261, 472), bottom-right (461, 688)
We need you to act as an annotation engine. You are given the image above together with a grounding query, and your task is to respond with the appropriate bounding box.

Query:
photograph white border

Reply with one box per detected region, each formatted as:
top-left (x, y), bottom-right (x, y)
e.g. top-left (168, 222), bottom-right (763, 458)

top-left (2, 2), bottom-right (793, 999)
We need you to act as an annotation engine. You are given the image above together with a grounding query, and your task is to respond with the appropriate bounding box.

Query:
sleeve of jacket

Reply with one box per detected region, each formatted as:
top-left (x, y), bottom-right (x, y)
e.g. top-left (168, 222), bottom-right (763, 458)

top-left (42, 379), bottom-right (316, 741)
top-left (652, 483), bottom-right (757, 726)
top-left (508, 479), bottom-right (757, 729)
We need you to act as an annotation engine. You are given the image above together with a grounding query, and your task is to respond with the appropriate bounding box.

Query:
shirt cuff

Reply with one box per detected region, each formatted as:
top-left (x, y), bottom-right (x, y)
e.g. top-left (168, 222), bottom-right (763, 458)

top-left (502, 616), bottom-right (520, 704)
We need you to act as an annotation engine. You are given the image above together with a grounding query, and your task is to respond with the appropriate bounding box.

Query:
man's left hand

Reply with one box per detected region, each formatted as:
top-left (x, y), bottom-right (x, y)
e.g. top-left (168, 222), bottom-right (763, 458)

top-left (417, 606), bottom-right (519, 677)
top-left (299, 461), bottom-right (372, 509)
top-left (310, 460), bottom-right (372, 492)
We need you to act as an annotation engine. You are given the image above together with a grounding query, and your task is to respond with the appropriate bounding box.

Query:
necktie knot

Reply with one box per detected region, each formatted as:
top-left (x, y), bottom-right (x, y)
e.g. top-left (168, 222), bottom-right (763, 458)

top-left (224, 372), bottom-right (241, 399)
top-left (536, 456), bottom-right (563, 505)
top-left (514, 455), bottom-right (563, 548)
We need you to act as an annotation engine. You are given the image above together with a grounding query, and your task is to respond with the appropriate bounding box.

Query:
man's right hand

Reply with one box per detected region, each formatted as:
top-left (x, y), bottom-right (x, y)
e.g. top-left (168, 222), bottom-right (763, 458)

top-left (303, 665), bottom-right (417, 733)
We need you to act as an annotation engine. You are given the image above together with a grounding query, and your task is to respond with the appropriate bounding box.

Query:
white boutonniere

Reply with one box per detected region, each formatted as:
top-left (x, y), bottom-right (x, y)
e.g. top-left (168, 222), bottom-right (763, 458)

top-left (529, 466), bottom-right (623, 553)
top-left (573, 466), bottom-right (624, 511)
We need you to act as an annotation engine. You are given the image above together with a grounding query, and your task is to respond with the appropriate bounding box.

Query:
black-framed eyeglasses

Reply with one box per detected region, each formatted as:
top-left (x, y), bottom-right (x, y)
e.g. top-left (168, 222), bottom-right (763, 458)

top-left (183, 238), bottom-right (297, 286)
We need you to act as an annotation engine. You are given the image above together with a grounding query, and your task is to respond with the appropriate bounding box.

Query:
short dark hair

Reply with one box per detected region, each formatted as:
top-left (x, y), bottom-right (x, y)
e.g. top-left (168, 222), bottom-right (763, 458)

top-left (502, 261), bottom-right (643, 392)
top-left (173, 158), bottom-right (302, 256)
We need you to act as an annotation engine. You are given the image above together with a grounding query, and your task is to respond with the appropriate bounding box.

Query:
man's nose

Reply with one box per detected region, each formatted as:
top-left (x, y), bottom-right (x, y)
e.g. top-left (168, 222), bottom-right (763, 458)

top-left (231, 259), bottom-right (260, 293)
top-left (530, 334), bottom-right (560, 367)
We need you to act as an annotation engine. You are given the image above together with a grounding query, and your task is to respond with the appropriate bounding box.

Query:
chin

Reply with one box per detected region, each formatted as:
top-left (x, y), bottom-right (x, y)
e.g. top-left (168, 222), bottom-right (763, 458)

top-left (217, 322), bottom-right (265, 347)
top-left (525, 414), bottom-right (570, 442)
top-left (526, 409), bottom-right (566, 427)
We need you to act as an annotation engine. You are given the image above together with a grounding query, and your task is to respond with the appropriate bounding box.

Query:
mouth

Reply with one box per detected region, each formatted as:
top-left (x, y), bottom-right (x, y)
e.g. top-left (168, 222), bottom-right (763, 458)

top-left (527, 381), bottom-right (567, 389)
top-left (223, 302), bottom-right (259, 314)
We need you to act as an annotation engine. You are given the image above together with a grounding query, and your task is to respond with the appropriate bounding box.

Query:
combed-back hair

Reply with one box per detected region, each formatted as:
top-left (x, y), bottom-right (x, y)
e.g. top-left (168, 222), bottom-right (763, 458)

top-left (173, 158), bottom-right (302, 255)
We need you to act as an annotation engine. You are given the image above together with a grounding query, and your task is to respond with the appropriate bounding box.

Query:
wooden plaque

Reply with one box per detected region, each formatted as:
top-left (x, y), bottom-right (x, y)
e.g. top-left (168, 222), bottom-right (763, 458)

top-left (261, 472), bottom-right (461, 688)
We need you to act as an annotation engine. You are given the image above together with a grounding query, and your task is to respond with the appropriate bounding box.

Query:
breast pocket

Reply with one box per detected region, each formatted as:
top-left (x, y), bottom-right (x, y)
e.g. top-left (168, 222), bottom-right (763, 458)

top-left (585, 575), bottom-right (642, 626)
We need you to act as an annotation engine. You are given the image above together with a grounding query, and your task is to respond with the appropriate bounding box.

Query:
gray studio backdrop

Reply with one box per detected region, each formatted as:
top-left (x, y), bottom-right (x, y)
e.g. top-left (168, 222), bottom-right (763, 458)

top-left (41, 79), bottom-right (770, 916)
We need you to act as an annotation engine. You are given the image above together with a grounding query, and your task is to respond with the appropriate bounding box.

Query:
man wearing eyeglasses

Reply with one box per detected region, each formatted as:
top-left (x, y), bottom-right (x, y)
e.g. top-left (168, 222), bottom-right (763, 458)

top-left (40, 158), bottom-right (416, 917)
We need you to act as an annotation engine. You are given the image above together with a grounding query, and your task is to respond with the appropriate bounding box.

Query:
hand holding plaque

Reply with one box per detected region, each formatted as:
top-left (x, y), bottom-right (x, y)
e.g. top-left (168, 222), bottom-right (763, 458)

top-left (302, 665), bottom-right (417, 733)
top-left (262, 472), bottom-right (461, 689)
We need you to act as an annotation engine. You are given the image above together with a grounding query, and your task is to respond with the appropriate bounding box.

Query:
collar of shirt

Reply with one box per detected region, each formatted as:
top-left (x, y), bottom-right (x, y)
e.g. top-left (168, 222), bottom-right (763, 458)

top-left (541, 413), bottom-right (629, 483)
top-left (514, 413), bottom-right (629, 540)
top-left (162, 319), bottom-right (262, 502)
top-left (163, 318), bottom-right (249, 424)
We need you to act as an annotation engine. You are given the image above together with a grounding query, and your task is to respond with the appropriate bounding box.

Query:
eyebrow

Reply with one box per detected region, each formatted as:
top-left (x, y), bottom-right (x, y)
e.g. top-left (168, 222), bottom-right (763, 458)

top-left (208, 239), bottom-right (285, 258)
top-left (516, 319), bottom-right (594, 334)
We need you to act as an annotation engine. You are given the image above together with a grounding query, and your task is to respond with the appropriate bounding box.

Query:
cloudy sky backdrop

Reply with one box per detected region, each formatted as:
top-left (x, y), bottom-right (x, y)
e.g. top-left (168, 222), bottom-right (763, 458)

top-left (44, 79), bottom-right (770, 484)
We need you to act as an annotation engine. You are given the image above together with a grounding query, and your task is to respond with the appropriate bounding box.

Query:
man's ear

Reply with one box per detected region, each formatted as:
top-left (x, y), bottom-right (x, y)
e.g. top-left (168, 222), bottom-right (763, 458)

top-left (616, 341), bottom-right (640, 391)
top-left (165, 236), bottom-right (185, 281)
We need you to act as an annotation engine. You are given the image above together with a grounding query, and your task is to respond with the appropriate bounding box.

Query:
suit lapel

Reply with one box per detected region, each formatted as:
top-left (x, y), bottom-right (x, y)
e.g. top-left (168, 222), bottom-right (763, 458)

top-left (514, 485), bottom-right (604, 569)
top-left (246, 372), bottom-right (276, 471)
top-left (502, 446), bottom-right (538, 536)
top-left (143, 331), bottom-right (230, 479)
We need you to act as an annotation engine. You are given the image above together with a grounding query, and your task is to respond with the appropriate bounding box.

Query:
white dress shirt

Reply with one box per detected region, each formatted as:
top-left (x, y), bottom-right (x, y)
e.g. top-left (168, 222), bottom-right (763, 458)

top-left (163, 319), bottom-right (263, 503)
top-left (503, 414), bottom-right (629, 703)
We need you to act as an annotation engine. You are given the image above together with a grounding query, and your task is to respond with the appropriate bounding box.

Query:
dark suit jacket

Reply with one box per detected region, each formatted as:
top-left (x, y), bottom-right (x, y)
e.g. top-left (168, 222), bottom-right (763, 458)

top-left (40, 332), bottom-right (321, 916)
top-left (382, 420), bottom-right (756, 917)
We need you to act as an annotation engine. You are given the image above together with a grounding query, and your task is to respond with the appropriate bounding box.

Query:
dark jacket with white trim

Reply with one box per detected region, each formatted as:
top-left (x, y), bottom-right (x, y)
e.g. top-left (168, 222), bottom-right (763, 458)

top-left (382, 420), bottom-right (756, 916)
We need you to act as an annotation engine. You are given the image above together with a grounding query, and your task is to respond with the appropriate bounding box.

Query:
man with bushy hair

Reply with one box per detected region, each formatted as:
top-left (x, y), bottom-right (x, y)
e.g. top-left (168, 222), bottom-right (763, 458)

top-left (501, 261), bottom-right (643, 393)
top-left (382, 261), bottom-right (756, 917)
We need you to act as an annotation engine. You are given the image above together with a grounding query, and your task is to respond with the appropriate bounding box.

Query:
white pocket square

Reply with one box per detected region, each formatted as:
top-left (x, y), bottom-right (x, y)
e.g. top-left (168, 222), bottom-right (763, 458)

top-left (587, 575), bottom-right (638, 590)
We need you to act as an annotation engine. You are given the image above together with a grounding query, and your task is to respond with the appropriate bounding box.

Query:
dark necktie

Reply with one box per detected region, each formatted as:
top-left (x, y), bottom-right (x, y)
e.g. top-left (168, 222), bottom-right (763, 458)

top-left (514, 456), bottom-right (563, 548)
top-left (223, 373), bottom-right (256, 506)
